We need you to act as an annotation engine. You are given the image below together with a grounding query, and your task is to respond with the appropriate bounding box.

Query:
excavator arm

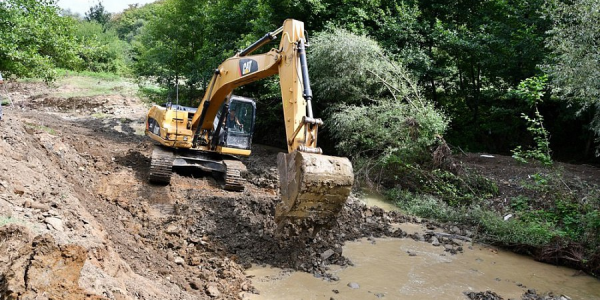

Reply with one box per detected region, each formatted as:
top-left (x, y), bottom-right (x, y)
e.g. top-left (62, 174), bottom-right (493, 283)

top-left (190, 20), bottom-right (318, 154)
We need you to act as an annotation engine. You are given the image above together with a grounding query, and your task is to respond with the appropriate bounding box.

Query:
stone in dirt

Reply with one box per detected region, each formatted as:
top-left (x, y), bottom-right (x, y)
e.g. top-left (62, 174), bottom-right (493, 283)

top-left (206, 283), bottom-right (221, 297)
top-left (347, 282), bottom-right (360, 289)
top-left (464, 290), bottom-right (504, 300)
top-left (174, 256), bottom-right (185, 265)
top-left (321, 249), bottom-right (335, 260)
top-left (24, 199), bottom-right (50, 211)
top-left (431, 236), bottom-right (440, 246)
top-left (45, 217), bottom-right (64, 232)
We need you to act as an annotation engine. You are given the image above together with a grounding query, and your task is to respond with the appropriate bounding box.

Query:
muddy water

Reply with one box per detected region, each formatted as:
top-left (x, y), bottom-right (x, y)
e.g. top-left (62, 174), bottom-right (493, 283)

top-left (246, 196), bottom-right (600, 300)
top-left (359, 189), bottom-right (400, 212)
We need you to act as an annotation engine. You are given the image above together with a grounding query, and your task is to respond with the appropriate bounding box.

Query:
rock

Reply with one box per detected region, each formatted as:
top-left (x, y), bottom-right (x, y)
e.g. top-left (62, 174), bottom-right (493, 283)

top-left (189, 256), bottom-right (202, 266)
top-left (431, 237), bottom-right (440, 246)
top-left (347, 282), bottom-right (360, 289)
top-left (174, 257), bottom-right (185, 265)
top-left (166, 224), bottom-right (180, 235)
top-left (321, 249), bottom-right (335, 260)
top-left (375, 293), bottom-right (385, 298)
top-left (13, 184), bottom-right (26, 195)
top-left (23, 200), bottom-right (50, 211)
top-left (45, 217), bottom-right (64, 231)
top-left (206, 284), bottom-right (221, 297)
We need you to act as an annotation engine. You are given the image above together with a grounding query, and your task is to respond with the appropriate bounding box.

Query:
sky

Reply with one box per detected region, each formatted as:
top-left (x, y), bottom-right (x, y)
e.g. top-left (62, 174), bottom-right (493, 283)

top-left (56, 0), bottom-right (157, 15)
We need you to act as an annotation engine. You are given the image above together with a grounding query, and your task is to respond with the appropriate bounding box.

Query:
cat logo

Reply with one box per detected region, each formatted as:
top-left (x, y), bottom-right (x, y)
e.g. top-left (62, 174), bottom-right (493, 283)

top-left (239, 59), bottom-right (258, 76)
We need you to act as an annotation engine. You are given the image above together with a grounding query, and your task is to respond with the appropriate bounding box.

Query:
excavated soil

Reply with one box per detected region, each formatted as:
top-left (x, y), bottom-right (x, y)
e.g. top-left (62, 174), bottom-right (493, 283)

top-left (0, 79), bottom-right (597, 299)
top-left (0, 81), bottom-right (421, 299)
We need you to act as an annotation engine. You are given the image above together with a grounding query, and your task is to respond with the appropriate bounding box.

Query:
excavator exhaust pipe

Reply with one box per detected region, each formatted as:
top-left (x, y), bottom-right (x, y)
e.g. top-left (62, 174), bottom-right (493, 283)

top-left (276, 151), bottom-right (354, 232)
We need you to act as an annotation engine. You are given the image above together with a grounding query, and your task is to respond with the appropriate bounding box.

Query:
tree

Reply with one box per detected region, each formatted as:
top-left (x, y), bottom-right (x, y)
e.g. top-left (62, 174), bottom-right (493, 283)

top-left (74, 21), bottom-right (129, 73)
top-left (0, 0), bottom-right (81, 80)
top-left (85, 1), bottom-right (111, 27)
top-left (309, 30), bottom-right (448, 169)
top-left (544, 0), bottom-right (600, 154)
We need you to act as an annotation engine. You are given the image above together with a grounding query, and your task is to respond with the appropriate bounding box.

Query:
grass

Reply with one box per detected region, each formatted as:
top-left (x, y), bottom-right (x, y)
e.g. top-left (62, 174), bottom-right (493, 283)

top-left (91, 112), bottom-right (109, 119)
top-left (24, 122), bottom-right (57, 135)
top-left (0, 216), bottom-right (24, 227)
top-left (18, 69), bottom-right (139, 99)
top-left (138, 84), bottom-right (168, 104)
top-left (387, 168), bottom-right (600, 275)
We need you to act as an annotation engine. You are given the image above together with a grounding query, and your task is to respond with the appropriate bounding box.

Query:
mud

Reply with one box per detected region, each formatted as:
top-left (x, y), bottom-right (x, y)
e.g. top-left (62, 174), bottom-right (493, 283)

top-left (0, 79), bottom-right (598, 299)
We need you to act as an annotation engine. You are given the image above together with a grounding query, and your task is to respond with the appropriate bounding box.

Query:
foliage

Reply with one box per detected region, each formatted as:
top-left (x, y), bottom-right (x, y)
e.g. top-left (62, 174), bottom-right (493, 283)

top-left (513, 170), bottom-right (600, 246)
top-left (309, 30), bottom-right (448, 167)
top-left (109, 3), bottom-right (159, 43)
top-left (544, 0), bottom-right (600, 155)
top-left (387, 165), bottom-right (499, 206)
top-left (391, 181), bottom-right (599, 268)
top-left (390, 190), bottom-right (555, 246)
top-left (74, 21), bottom-right (130, 74)
top-left (0, 0), bottom-right (81, 81)
top-left (84, 1), bottom-right (111, 27)
top-left (511, 76), bottom-right (552, 165)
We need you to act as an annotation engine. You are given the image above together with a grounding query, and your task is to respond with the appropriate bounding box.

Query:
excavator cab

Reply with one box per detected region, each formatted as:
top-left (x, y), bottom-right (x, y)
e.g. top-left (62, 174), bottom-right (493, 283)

top-left (221, 96), bottom-right (255, 150)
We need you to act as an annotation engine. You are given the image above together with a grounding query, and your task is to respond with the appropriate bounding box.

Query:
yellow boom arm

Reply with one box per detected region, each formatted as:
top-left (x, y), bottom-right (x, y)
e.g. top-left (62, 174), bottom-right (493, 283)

top-left (190, 19), bottom-right (318, 153)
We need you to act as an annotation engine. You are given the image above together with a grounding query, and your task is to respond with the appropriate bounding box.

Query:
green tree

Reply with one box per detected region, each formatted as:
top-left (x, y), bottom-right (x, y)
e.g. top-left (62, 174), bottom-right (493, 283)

top-left (310, 30), bottom-right (448, 172)
top-left (544, 0), bottom-right (600, 155)
top-left (512, 75), bottom-right (552, 165)
top-left (109, 3), bottom-right (159, 43)
top-left (0, 0), bottom-right (81, 80)
top-left (85, 1), bottom-right (111, 27)
top-left (74, 21), bottom-right (129, 73)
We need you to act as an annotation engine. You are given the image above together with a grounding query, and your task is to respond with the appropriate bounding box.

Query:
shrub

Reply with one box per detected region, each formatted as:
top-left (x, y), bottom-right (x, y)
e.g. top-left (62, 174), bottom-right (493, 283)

top-left (309, 29), bottom-right (449, 183)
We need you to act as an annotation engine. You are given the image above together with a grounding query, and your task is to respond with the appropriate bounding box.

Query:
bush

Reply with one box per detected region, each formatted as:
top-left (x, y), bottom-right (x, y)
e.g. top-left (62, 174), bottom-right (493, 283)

top-left (308, 29), bottom-right (449, 183)
top-left (74, 21), bottom-right (130, 74)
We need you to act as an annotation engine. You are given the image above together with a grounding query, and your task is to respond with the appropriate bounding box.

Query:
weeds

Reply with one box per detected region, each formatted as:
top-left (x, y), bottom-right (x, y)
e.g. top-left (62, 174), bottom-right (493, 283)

top-left (511, 75), bottom-right (552, 166)
top-left (137, 85), bottom-right (168, 104)
top-left (24, 122), bottom-right (57, 135)
top-left (0, 217), bottom-right (24, 227)
top-left (389, 166), bottom-right (600, 274)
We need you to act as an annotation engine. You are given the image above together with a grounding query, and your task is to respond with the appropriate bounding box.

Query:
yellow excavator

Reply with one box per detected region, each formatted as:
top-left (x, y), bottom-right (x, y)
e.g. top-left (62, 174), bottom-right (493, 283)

top-left (144, 19), bottom-right (353, 229)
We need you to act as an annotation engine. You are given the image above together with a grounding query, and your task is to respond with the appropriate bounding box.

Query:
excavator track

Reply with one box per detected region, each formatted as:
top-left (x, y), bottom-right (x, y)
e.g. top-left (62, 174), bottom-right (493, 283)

top-left (223, 159), bottom-right (246, 191)
top-left (149, 145), bottom-right (174, 184)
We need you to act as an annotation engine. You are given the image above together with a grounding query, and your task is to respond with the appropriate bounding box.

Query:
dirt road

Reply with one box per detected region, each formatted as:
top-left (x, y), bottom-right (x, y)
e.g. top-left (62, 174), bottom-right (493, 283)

top-left (0, 78), bottom-right (597, 299)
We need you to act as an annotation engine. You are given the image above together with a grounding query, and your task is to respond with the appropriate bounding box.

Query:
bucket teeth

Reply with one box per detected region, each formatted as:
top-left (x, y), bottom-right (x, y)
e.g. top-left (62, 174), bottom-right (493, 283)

top-left (276, 151), bottom-right (353, 232)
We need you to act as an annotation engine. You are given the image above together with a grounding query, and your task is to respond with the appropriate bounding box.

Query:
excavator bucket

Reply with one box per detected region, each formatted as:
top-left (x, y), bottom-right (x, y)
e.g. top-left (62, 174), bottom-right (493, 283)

top-left (275, 151), bottom-right (354, 231)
